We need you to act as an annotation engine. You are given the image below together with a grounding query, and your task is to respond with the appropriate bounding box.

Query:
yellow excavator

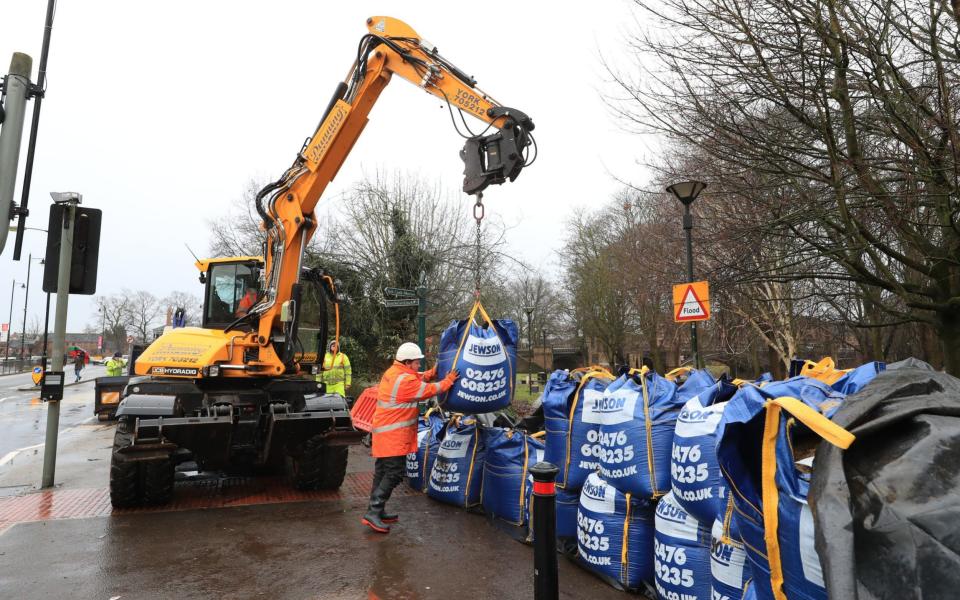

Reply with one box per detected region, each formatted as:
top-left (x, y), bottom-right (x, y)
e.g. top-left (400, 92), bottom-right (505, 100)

top-left (109, 16), bottom-right (535, 507)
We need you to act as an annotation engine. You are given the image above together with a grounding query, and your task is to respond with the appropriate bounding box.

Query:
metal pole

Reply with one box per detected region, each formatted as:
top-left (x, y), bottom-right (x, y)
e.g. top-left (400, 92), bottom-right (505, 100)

top-left (528, 312), bottom-right (534, 394)
top-left (41, 200), bottom-right (76, 488)
top-left (19, 253), bottom-right (31, 359)
top-left (530, 462), bottom-right (559, 600)
top-left (4, 280), bottom-right (16, 367)
top-left (11, 0), bottom-right (57, 260)
top-left (0, 53), bottom-right (32, 255)
top-left (683, 203), bottom-right (701, 369)
top-left (41, 292), bottom-right (50, 370)
top-left (417, 271), bottom-right (427, 372)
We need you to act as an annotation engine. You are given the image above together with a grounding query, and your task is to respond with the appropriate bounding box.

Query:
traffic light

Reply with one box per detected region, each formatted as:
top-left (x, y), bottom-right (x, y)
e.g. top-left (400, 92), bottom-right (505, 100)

top-left (42, 203), bottom-right (102, 295)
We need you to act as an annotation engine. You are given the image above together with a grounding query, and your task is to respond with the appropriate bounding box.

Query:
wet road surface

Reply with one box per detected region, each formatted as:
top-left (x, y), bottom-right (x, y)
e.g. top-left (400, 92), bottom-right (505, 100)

top-left (0, 490), bottom-right (631, 599)
top-left (0, 366), bottom-right (105, 461)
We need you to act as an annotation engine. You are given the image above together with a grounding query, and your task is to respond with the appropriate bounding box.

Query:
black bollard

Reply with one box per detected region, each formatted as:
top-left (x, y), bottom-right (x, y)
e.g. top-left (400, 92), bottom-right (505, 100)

top-left (530, 461), bottom-right (559, 600)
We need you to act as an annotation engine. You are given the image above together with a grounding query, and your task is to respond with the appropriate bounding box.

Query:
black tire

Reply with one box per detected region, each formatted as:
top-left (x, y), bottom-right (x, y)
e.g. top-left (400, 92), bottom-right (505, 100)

top-left (109, 420), bottom-right (141, 508)
top-left (141, 456), bottom-right (175, 506)
top-left (291, 436), bottom-right (349, 491)
top-left (316, 444), bottom-right (349, 490)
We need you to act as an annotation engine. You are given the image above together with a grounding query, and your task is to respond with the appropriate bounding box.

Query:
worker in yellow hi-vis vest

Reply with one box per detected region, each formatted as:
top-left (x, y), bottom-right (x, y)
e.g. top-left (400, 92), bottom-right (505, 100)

top-left (317, 340), bottom-right (351, 396)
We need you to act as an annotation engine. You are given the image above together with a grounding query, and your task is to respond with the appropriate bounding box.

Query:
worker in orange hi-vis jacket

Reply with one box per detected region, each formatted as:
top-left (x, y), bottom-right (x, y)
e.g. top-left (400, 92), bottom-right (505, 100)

top-left (362, 342), bottom-right (458, 533)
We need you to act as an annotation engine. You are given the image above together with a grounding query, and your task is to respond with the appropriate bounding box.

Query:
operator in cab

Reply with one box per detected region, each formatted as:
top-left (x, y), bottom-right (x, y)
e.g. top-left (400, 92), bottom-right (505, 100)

top-left (317, 340), bottom-right (351, 397)
top-left (234, 286), bottom-right (259, 317)
top-left (362, 342), bottom-right (458, 533)
top-left (105, 352), bottom-right (127, 377)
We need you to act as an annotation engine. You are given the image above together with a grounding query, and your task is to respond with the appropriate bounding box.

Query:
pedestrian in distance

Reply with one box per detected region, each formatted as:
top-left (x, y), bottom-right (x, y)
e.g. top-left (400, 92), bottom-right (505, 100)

top-left (73, 351), bottom-right (85, 382)
top-left (316, 340), bottom-right (351, 397)
top-left (105, 352), bottom-right (127, 377)
top-left (362, 342), bottom-right (458, 533)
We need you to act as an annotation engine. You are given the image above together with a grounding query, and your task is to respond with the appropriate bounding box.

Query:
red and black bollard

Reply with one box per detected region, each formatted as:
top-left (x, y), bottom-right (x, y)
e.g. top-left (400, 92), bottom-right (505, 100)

top-left (530, 461), bottom-right (559, 600)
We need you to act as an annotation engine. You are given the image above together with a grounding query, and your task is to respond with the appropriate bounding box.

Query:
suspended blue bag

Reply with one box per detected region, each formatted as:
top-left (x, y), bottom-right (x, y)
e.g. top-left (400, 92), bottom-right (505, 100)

top-left (406, 408), bottom-right (446, 492)
top-left (671, 378), bottom-right (738, 522)
top-left (711, 498), bottom-right (751, 600)
top-left (437, 301), bottom-right (517, 414)
top-left (577, 472), bottom-right (656, 591)
top-left (596, 367), bottom-right (686, 499)
top-left (831, 361), bottom-right (885, 395)
top-left (540, 368), bottom-right (614, 490)
top-left (481, 428), bottom-right (545, 525)
top-left (427, 414), bottom-right (486, 508)
top-left (654, 491), bottom-right (713, 600)
top-left (716, 378), bottom-right (854, 600)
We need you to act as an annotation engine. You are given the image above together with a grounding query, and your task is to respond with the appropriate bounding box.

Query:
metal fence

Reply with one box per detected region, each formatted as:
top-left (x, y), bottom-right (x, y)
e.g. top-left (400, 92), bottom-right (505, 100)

top-left (0, 358), bottom-right (38, 376)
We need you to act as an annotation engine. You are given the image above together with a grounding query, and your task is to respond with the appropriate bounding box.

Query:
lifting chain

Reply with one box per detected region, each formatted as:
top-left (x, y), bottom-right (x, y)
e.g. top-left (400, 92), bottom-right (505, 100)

top-left (473, 193), bottom-right (484, 298)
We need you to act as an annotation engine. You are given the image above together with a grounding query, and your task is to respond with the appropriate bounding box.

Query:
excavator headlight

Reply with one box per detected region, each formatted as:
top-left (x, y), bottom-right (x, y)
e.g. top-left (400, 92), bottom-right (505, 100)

top-left (311, 364), bottom-right (321, 376)
top-left (205, 365), bottom-right (220, 377)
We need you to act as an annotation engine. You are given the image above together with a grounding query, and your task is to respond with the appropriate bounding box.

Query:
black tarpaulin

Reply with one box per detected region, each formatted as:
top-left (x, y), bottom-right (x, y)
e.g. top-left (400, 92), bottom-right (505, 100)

top-left (810, 360), bottom-right (960, 600)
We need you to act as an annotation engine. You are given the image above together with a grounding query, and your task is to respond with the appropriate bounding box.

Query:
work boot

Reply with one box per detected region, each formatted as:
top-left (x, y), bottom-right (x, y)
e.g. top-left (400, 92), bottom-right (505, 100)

top-left (362, 509), bottom-right (391, 533)
top-left (361, 487), bottom-right (391, 533)
top-left (380, 507), bottom-right (398, 523)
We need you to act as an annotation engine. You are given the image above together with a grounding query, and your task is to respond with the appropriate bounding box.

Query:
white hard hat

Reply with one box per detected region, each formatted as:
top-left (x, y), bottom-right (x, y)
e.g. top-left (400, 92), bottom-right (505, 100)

top-left (396, 342), bottom-right (424, 361)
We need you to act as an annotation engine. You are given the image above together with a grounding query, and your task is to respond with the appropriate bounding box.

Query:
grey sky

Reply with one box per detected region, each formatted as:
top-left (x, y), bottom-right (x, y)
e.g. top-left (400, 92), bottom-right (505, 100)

top-left (1, 1), bottom-right (654, 333)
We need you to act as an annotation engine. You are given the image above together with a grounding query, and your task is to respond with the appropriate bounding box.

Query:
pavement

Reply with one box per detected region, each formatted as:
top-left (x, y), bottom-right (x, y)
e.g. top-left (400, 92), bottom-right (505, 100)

top-left (0, 377), bottom-right (635, 599)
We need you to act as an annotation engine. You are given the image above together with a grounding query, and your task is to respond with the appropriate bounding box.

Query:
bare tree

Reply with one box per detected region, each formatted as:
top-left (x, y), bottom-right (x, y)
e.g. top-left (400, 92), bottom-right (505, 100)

top-left (609, 0), bottom-right (960, 373)
top-left (124, 290), bottom-right (163, 343)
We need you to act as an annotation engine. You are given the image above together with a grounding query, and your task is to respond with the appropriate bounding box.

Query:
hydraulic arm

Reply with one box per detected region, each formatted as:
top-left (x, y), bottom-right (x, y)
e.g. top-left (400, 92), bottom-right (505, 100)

top-left (242, 16), bottom-right (536, 375)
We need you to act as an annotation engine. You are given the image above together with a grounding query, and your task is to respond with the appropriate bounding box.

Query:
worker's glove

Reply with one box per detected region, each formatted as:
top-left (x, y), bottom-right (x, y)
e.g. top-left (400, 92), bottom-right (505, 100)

top-left (439, 369), bottom-right (460, 392)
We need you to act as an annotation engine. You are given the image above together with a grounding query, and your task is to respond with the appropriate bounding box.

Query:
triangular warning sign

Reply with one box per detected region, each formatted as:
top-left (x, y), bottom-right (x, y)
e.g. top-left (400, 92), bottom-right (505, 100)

top-left (675, 284), bottom-right (709, 322)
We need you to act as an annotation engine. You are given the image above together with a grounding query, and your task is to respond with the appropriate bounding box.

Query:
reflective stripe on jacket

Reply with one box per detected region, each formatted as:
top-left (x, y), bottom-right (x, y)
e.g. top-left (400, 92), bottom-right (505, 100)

top-left (371, 361), bottom-right (448, 458)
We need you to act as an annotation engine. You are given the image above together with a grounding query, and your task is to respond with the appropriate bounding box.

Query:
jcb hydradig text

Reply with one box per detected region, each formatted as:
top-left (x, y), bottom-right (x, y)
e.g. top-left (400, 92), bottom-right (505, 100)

top-left (109, 16), bottom-right (535, 508)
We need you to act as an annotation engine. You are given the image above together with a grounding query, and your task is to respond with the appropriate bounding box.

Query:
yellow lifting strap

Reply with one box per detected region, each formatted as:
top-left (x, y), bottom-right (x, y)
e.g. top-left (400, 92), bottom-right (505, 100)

top-left (761, 397), bottom-right (854, 600)
top-left (665, 366), bottom-right (693, 381)
top-left (800, 357), bottom-right (851, 386)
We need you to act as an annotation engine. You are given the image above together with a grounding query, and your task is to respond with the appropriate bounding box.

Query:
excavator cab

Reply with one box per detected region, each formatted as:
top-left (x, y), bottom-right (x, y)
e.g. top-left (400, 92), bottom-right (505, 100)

top-left (197, 257), bottom-right (263, 328)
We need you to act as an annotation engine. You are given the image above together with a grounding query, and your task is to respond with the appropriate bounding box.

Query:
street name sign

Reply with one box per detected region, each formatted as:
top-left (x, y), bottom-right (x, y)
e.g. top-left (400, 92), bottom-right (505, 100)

top-left (384, 287), bottom-right (417, 298)
top-left (383, 298), bottom-right (419, 308)
top-left (673, 281), bottom-right (711, 322)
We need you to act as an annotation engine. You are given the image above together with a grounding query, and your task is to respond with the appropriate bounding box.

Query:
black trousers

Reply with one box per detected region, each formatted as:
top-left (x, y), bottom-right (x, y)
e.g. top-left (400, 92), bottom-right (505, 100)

top-left (370, 456), bottom-right (405, 504)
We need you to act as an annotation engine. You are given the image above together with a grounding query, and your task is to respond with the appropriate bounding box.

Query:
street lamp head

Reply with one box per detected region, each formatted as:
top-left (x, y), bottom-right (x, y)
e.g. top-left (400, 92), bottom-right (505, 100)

top-left (523, 305), bottom-right (535, 318)
top-left (666, 181), bottom-right (707, 206)
top-left (49, 191), bottom-right (82, 205)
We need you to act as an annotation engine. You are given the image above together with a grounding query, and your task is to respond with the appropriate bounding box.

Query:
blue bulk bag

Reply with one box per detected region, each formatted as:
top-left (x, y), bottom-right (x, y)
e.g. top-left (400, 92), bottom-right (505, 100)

top-left (541, 370), bottom-right (580, 483)
top-left (427, 414), bottom-right (486, 507)
top-left (437, 301), bottom-right (518, 413)
top-left (541, 368), bottom-right (614, 490)
top-left (670, 379), bottom-right (738, 522)
top-left (526, 482), bottom-right (580, 552)
top-left (596, 367), bottom-right (685, 499)
top-left (406, 409), bottom-right (446, 492)
top-left (577, 472), bottom-right (656, 591)
top-left (716, 378), bottom-right (854, 600)
top-left (711, 498), bottom-right (751, 600)
top-left (481, 428), bottom-right (545, 525)
top-left (830, 361), bottom-right (884, 395)
top-left (654, 491), bottom-right (713, 600)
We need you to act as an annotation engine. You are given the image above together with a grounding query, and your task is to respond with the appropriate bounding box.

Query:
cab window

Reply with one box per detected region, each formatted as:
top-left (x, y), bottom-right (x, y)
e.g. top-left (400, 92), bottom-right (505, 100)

top-left (204, 263), bottom-right (259, 327)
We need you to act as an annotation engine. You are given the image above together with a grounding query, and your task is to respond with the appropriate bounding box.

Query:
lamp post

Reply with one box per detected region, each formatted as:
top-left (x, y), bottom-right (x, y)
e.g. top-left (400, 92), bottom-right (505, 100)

top-left (4, 280), bottom-right (22, 368)
top-left (19, 253), bottom-right (44, 359)
top-left (10, 227), bottom-right (50, 368)
top-left (666, 181), bottom-right (707, 369)
top-left (523, 305), bottom-right (534, 393)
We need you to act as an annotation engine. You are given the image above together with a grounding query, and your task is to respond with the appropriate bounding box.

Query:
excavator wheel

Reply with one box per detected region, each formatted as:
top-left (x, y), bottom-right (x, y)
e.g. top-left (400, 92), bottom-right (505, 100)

top-left (141, 455), bottom-right (175, 506)
top-left (110, 419), bottom-right (142, 508)
top-left (291, 435), bottom-right (349, 491)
